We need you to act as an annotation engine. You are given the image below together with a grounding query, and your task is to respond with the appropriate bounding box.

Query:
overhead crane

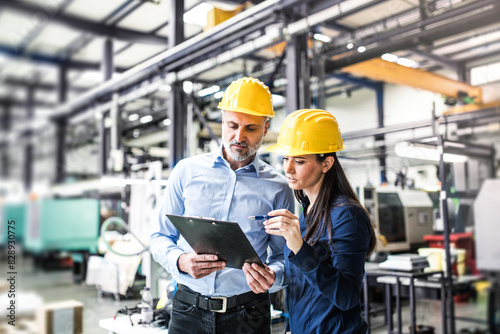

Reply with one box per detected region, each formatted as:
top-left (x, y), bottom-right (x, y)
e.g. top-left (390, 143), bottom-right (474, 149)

top-left (340, 58), bottom-right (500, 115)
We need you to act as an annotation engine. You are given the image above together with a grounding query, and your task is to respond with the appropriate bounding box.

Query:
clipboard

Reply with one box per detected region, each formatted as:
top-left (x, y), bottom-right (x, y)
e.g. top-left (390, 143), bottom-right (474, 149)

top-left (166, 214), bottom-right (263, 269)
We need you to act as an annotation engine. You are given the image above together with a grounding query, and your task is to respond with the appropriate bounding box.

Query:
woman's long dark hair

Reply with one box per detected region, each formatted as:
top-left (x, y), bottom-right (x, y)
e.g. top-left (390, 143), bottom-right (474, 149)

top-left (294, 152), bottom-right (376, 255)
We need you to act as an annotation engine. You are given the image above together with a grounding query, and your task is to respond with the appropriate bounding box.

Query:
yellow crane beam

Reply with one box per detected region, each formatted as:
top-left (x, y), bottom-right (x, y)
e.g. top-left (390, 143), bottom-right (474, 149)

top-left (444, 101), bottom-right (500, 115)
top-left (341, 58), bottom-right (483, 104)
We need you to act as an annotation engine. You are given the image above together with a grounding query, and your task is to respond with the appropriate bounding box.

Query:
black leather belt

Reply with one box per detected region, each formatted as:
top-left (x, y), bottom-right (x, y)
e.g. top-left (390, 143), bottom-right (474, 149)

top-left (175, 284), bottom-right (265, 313)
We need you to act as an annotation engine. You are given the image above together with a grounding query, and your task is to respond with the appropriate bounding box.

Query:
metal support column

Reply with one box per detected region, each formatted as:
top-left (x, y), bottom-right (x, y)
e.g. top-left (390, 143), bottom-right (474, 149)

top-left (99, 39), bottom-right (114, 175)
top-left (409, 279), bottom-right (416, 334)
top-left (110, 92), bottom-right (123, 173)
top-left (55, 65), bottom-right (67, 183)
top-left (24, 86), bottom-right (35, 191)
top-left (301, 36), bottom-right (311, 109)
top-left (395, 278), bottom-right (402, 333)
top-left (98, 113), bottom-right (109, 176)
top-left (167, 0), bottom-right (185, 168)
top-left (438, 135), bottom-right (456, 334)
top-left (58, 65), bottom-right (68, 103)
top-left (1, 102), bottom-right (11, 178)
top-left (168, 85), bottom-right (186, 168)
top-left (102, 38), bottom-right (114, 82)
top-left (55, 119), bottom-right (67, 183)
top-left (457, 61), bottom-right (467, 83)
top-left (431, 101), bottom-right (439, 136)
top-left (169, 0), bottom-right (184, 48)
top-left (286, 32), bottom-right (309, 113)
top-left (374, 83), bottom-right (387, 184)
top-left (315, 55), bottom-right (326, 110)
top-left (385, 284), bottom-right (393, 333)
top-left (441, 272), bottom-right (448, 334)
top-left (285, 3), bottom-right (309, 113)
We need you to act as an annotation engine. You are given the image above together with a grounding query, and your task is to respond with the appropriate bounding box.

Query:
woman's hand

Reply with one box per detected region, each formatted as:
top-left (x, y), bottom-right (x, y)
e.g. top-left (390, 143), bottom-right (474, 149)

top-left (264, 209), bottom-right (303, 254)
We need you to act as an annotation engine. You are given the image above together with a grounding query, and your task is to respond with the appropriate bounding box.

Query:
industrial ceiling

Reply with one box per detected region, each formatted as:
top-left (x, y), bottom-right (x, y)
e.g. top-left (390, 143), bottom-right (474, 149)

top-left (1, 0), bottom-right (499, 154)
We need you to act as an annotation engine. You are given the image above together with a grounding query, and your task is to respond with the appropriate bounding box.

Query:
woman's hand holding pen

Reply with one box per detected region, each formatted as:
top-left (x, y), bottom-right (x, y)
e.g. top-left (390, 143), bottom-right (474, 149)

top-left (264, 209), bottom-right (303, 254)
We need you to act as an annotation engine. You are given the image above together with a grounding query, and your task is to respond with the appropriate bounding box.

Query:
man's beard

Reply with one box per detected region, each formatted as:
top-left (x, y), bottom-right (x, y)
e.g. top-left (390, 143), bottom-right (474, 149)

top-left (223, 137), bottom-right (263, 161)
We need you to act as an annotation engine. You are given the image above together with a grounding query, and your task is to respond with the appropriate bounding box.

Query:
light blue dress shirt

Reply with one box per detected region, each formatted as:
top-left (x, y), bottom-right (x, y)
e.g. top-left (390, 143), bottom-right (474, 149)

top-left (150, 146), bottom-right (295, 297)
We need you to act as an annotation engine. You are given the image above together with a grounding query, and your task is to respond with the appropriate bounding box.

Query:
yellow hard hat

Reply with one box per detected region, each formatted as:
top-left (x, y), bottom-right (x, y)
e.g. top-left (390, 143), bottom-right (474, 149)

top-left (266, 109), bottom-right (345, 156)
top-left (217, 77), bottom-right (274, 118)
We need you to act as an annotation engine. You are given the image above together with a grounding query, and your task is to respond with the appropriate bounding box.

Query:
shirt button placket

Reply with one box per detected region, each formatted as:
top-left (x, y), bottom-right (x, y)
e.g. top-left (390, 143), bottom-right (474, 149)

top-left (223, 173), bottom-right (236, 219)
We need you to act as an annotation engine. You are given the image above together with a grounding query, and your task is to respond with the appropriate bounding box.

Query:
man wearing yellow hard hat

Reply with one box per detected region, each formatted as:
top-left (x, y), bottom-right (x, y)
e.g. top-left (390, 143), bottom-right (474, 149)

top-left (150, 77), bottom-right (294, 333)
top-left (264, 109), bottom-right (376, 333)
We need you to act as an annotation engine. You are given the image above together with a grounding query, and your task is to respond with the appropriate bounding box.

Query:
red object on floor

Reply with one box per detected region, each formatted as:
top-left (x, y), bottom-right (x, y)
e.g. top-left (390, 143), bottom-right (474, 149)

top-left (453, 292), bottom-right (470, 303)
top-left (423, 232), bottom-right (478, 274)
top-left (60, 256), bottom-right (74, 268)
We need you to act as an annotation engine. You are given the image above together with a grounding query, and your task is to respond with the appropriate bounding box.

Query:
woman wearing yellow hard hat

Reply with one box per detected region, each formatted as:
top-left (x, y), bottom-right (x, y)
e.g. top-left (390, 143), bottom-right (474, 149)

top-left (264, 109), bottom-right (376, 334)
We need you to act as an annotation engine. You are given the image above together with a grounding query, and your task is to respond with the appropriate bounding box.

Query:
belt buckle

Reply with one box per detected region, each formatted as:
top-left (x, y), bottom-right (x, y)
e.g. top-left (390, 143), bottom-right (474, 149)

top-left (211, 296), bottom-right (227, 313)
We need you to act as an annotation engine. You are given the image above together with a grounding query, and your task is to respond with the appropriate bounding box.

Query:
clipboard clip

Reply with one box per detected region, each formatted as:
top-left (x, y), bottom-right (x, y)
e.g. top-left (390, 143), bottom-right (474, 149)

top-left (185, 215), bottom-right (216, 220)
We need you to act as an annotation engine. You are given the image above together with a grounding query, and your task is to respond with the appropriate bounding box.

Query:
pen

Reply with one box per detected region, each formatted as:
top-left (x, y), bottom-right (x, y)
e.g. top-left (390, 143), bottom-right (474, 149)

top-left (248, 215), bottom-right (273, 220)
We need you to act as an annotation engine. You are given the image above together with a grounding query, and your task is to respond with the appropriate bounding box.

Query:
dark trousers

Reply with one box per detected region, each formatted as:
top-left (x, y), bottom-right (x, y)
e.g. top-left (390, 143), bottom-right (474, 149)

top-left (168, 292), bottom-right (271, 334)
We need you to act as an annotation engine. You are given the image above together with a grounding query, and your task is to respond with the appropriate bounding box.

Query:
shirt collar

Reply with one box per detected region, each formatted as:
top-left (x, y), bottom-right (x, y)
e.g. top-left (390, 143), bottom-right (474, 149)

top-left (211, 144), bottom-right (260, 176)
top-left (211, 145), bottom-right (226, 166)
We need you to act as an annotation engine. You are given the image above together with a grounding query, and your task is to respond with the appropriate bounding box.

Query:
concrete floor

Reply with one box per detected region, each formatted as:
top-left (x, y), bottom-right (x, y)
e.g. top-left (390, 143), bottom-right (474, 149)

top-left (2, 254), bottom-right (135, 334)
top-left (368, 298), bottom-right (489, 334)
top-left (1, 254), bottom-right (490, 334)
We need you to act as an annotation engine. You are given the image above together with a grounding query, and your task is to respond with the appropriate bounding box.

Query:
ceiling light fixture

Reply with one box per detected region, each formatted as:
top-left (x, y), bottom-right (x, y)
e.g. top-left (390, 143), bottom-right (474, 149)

top-left (183, 81), bottom-right (194, 94)
top-left (140, 115), bottom-right (153, 124)
top-left (394, 141), bottom-right (467, 163)
top-left (197, 85), bottom-right (220, 97)
top-left (213, 91), bottom-right (224, 99)
top-left (184, 3), bottom-right (214, 26)
top-left (381, 53), bottom-right (398, 62)
top-left (313, 33), bottom-right (331, 43)
top-left (396, 57), bottom-right (417, 68)
top-left (381, 53), bottom-right (418, 68)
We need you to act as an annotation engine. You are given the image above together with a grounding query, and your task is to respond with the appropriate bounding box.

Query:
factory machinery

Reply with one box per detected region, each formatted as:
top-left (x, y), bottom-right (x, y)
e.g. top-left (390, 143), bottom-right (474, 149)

top-left (358, 187), bottom-right (434, 253)
top-left (474, 179), bottom-right (500, 334)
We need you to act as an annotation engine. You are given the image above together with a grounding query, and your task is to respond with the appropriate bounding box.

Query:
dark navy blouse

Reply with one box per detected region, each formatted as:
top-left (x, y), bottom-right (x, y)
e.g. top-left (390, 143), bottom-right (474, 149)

top-left (285, 200), bottom-right (372, 333)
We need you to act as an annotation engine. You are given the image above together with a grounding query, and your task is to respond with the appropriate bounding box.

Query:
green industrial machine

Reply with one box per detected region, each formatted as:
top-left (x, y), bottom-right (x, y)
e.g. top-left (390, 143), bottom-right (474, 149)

top-left (1, 202), bottom-right (27, 246)
top-left (24, 198), bottom-right (99, 254)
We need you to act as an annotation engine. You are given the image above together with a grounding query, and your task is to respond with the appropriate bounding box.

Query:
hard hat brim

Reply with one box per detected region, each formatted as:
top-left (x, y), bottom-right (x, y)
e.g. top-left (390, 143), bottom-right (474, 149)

top-left (266, 143), bottom-right (345, 156)
top-left (218, 105), bottom-right (275, 118)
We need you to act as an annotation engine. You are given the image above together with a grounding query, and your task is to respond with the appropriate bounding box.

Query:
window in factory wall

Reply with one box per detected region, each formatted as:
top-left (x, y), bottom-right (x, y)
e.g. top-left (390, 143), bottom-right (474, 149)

top-left (470, 61), bottom-right (500, 86)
